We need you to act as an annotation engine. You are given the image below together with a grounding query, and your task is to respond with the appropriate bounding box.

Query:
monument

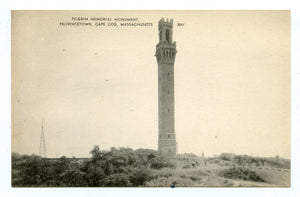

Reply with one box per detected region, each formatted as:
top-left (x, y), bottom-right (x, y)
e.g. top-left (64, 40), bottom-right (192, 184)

top-left (155, 18), bottom-right (177, 156)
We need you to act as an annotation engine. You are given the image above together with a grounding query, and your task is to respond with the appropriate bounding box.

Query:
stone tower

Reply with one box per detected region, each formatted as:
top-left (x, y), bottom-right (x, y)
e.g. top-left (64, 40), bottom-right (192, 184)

top-left (155, 18), bottom-right (177, 156)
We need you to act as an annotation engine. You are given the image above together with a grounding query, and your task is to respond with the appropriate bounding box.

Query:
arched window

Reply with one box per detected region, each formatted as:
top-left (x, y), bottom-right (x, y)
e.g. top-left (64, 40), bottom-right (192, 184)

top-left (159, 31), bottom-right (162, 41)
top-left (166, 30), bottom-right (169, 42)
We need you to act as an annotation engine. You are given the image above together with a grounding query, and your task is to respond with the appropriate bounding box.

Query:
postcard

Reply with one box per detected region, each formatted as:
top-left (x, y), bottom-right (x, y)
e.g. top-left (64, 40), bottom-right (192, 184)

top-left (11, 10), bottom-right (290, 187)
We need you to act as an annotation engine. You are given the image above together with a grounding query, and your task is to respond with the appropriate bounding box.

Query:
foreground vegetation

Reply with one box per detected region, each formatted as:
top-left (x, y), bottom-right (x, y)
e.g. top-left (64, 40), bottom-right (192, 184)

top-left (12, 147), bottom-right (290, 187)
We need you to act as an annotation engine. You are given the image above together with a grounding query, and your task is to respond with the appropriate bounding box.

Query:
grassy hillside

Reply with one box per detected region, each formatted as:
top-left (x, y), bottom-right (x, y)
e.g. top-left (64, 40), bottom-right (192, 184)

top-left (11, 149), bottom-right (290, 187)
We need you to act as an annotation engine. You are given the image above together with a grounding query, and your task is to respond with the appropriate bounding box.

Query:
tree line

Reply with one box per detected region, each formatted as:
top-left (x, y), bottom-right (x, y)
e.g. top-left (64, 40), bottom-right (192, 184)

top-left (12, 146), bottom-right (174, 187)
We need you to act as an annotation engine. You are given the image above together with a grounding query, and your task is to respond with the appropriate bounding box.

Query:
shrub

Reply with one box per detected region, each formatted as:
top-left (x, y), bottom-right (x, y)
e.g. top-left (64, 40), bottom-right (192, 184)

top-left (130, 169), bottom-right (151, 186)
top-left (189, 176), bottom-right (199, 181)
top-left (182, 164), bottom-right (191, 169)
top-left (219, 153), bottom-right (235, 161)
top-left (145, 176), bottom-right (194, 187)
top-left (219, 167), bottom-right (265, 182)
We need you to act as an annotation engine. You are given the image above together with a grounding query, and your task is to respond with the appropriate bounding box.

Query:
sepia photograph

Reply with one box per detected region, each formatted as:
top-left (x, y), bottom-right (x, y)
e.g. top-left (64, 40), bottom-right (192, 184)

top-left (11, 10), bottom-right (290, 187)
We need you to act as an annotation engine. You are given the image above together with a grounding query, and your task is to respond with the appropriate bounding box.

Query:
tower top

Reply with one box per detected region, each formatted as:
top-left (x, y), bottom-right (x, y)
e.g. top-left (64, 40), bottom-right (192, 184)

top-left (158, 18), bottom-right (175, 44)
top-left (157, 18), bottom-right (176, 44)
top-left (156, 18), bottom-right (177, 64)
top-left (159, 18), bottom-right (173, 28)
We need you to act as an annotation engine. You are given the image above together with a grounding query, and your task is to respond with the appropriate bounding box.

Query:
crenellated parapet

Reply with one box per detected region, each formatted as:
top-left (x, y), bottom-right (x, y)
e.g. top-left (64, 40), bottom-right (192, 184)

top-left (155, 18), bottom-right (177, 64)
top-left (155, 44), bottom-right (177, 64)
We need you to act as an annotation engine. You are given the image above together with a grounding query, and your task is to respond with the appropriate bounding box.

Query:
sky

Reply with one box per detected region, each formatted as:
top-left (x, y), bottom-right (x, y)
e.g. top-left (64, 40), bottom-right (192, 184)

top-left (12, 10), bottom-right (290, 158)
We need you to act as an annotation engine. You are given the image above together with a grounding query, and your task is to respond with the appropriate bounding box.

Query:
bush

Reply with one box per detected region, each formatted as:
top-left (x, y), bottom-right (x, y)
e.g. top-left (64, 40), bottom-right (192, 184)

top-left (147, 154), bottom-right (174, 169)
top-left (182, 164), bottom-right (191, 169)
top-left (130, 169), bottom-right (151, 186)
top-left (189, 176), bottom-right (200, 181)
top-left (219, 167), bottom-right (265, 182)
top-left (145, 176), bottom-right (194, 187)
top-left (219, 153), bottom-right (235, 161)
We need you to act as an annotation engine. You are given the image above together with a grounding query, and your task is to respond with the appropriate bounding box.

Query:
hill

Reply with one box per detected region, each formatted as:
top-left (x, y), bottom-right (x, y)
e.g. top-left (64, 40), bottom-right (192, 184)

top-left (11, 148), bottom-right (290, 187)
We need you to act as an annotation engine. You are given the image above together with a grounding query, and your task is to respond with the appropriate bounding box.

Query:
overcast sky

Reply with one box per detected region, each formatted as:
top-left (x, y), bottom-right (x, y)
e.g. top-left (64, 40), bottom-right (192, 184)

top-left (12, 10), bottom-right (290, 158)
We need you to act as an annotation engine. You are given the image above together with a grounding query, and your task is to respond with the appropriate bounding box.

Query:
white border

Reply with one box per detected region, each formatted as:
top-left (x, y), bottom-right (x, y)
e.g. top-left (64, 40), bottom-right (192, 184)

top-left (1, 0), bottom-right (299, 197)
